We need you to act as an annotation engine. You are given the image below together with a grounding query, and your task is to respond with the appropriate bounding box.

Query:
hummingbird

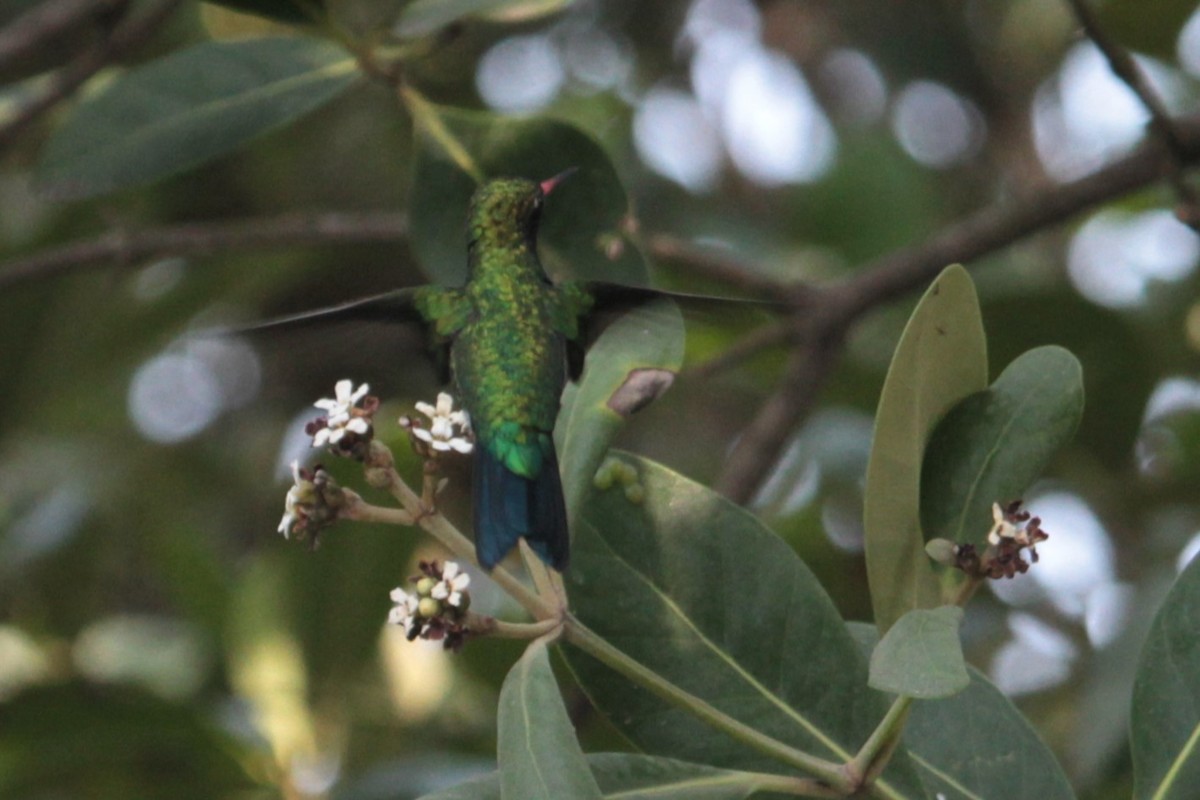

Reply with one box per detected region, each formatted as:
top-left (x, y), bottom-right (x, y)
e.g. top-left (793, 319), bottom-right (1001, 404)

top-left (410, 172), bottom-right (587, 571)
top-left (242, 172), bottom-right (776, 572)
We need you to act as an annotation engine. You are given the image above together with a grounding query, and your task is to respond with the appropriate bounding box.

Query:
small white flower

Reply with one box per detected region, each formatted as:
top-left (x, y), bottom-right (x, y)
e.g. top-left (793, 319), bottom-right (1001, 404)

top-left (311, 379), bottom-right (372, 449)
top-left (431, 561), bottom-right (471, 607)
top-left (278, 460), bottom-right (308, 539)
top-left (411, 392), bottom-right (473, 454)
top-left (315, 379), bottom-right (369, 421)
top-left (387, 588), bottom-right (420, 630)
top-left (987, 502), bottom-right (1020, 546)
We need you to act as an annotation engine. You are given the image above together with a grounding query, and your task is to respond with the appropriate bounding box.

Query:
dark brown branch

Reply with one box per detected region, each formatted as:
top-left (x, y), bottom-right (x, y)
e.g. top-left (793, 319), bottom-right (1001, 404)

top-left (0, 0), bottom-right (185, 152)
top-left (714, 321), bottom-right (847, 503)
top-left (835, 118), bottom-right (1200, 322)
top-left (0, 211), bottom-right (409, 290)
top-left (1065, 0), bottom-right (1200, 225)
top-left (714, 114), bottom-right (1200, 504)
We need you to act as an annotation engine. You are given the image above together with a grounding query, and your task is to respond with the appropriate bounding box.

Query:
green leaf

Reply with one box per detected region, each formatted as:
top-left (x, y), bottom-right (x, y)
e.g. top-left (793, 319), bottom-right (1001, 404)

top-left (1131, 556), bottom-right (1200, 799)
top-left (921, 345), bottom-right (1084, 545)
top-left (37, 37), bottom-right (359, 200)
top-left (1096, 0), bottom-right (1197, 59)
top-left (498, 639), bottom-right (603, 799)
top-left (396, 0), bottom-right (573, 38)
top-left (420, 753), bottom-right (775, 799)
top-left (408, 103), bottom-right (647, 287)
top-left (564, 454), bottom-right (926, 797)
top-left (203, 0), bottom-right (323, 25)
top-left (850, 622), bottom-right (1076, 800)
top-left (556, 299), bottom-right (685, 525)
top-left (865, 264), bottom-right (988, 633)
top-left (869, 606), bottom-right (968, 699)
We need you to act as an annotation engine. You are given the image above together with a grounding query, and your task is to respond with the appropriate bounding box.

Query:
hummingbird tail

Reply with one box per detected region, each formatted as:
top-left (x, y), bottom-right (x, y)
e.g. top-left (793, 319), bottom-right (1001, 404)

top-left (473, 446), bottom-right (569, 571)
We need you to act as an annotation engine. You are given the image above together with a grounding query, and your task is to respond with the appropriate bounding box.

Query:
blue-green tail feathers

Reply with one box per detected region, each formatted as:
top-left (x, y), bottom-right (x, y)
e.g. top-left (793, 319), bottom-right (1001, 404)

top-left (472, 446), bottom-right (569, 571)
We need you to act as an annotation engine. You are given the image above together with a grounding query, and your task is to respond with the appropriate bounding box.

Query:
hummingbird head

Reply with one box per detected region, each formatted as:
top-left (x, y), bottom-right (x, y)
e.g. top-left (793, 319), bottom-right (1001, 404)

top-left (466, 170), bottom-right (575, 255)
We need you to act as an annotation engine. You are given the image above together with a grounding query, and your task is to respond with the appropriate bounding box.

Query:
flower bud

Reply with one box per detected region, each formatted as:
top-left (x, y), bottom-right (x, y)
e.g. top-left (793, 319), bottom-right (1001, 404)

top-left (925, 538), bottom-right (959, 566)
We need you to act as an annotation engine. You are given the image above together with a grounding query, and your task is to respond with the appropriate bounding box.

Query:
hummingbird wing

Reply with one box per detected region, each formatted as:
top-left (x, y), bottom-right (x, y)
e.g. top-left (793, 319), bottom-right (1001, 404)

top-left (210, 287), bottom-right (453, 384)
top-left (570, 281), bottom-right (790, 380)
top-left (222, 288), bottom-right (429, 332)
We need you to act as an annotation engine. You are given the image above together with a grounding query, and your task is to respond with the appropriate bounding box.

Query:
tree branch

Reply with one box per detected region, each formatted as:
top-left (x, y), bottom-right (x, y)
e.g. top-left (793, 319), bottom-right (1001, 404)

top-left (714, 114), bottom-right (1200, 504)
top-left (0, 211), bottom-right (409, 290)
top-left (0, 0), bottom-right (186, 152)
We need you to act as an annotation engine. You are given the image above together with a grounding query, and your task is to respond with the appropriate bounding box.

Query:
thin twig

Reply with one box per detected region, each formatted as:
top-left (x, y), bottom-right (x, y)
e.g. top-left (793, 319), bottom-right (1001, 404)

top-left (0, 0), bottom-right (186, 151)
top-left (1064, 0), bottom-right (1200, 226)
top-left (0, 211), bottom-right (409, 290)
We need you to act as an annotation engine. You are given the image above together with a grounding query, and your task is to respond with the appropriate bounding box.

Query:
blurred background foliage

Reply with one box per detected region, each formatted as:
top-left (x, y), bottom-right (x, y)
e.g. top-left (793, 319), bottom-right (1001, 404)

top-left (1, 0), bottom-right (1200, 798)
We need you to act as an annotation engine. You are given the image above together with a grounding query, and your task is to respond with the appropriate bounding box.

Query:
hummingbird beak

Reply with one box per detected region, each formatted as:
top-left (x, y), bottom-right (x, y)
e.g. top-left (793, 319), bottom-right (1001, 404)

top-left (539, 167), bottom-right (578, 196)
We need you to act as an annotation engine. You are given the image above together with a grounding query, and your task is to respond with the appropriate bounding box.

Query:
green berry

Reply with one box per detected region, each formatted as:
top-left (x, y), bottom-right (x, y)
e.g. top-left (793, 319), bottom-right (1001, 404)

top-left (417, 597), bottom-right (441, 618)
top-left (415, 577), bottom-right (436, 596)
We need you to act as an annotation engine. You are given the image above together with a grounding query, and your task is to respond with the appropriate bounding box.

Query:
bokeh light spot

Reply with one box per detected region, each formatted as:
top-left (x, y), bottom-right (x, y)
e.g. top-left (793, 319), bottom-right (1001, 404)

top-left (1067, 209), bottom-right (1199, 308)
top-left (891, 80), bottom-right (984, 168)
top-left (476, 35), bottom-right (565, 113)
top-left (634, 87), bottom-right (722, 192)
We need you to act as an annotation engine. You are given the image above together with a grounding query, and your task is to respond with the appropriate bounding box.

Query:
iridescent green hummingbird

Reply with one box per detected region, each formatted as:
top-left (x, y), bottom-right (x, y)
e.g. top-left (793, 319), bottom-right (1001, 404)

top-left (247, 172), bottom-right (770, 571)
top-left (411, 172), bottom-right (588, 571)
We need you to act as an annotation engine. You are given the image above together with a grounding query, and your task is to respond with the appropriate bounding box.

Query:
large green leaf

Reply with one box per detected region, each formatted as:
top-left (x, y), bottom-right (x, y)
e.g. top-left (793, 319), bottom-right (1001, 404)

top-left (865, 264), bottom-right (988, 633)
top-left (1131, 556), bottom-right (1200, 799)
top-left (37, 37), bottom-right (359, 200)
top-left (920, 345), bottom-right (1084, 545)
top-left (849, 622), bottom-right (1075, 799)
top-left (497, 639), bottom-right (602, 800)
top-left (869, 606), bottom-right (968, 700)
top-left (408, 104), bottom-right (646, 287)
top-left (420, 753), bottom-right (774, 799)
top-left (555, 299), bottom-right (685, 525)
top-left (563, 454), bottom-right (926, 797)
top-left (396, 0), bottom-right (573, 38)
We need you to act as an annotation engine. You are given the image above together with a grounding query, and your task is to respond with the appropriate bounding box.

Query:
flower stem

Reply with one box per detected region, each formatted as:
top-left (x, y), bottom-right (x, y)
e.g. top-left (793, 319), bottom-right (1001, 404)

top-left (563, 616), bottom-right (850, 792)
top-left (345, 483), bottom-right (554, 620)
top-left (399, 86), bottom-right (485, 183)
top-left (952, 575), bottom-right (983, 607)
top-left (472, 615), bottom-right (562, 640)
top-left (846, 695), bottom-right (913, 794)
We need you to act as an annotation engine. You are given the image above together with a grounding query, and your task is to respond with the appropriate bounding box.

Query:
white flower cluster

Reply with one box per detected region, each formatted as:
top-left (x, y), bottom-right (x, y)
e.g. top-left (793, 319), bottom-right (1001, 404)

top-left (388, 561), bottom-right (472, 646)
top-left (312, 379), bottom-right (371, 448)
top-left (406, 392), bottom-right (473, 454)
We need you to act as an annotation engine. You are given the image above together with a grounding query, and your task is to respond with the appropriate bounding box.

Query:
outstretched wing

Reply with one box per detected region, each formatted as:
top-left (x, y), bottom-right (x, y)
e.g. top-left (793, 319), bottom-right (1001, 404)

top-left (567, 281), bottom-right (790, 380)
top-left (208, 287), bottom-right (455, 385)
top-left (223, 288), bottom-right (429, 333)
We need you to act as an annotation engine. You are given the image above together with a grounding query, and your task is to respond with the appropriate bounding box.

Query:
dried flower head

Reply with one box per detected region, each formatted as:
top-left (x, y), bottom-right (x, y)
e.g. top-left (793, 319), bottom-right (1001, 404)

top-left (940, 500), bottom-right (1049, 580)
